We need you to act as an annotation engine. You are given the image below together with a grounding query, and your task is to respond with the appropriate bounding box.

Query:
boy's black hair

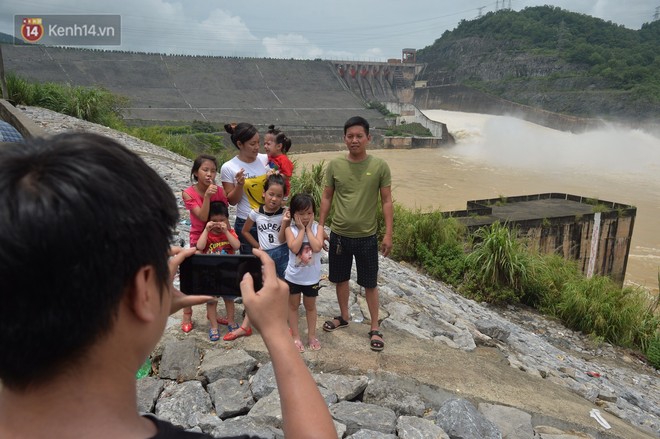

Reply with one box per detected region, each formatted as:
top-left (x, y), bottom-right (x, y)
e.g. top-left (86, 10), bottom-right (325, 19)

top-left (0, 132), bottom-right (178, 391)
top-left (208, 200), bottom-right (229, 220)
top-left (224, 122), bottom-right (258, 149)
top-left (289, 193), bottom-right (316, 216)
top-left (343, 116), bottom-right (370, 135)
top-left (190, 154), bottom-right (218, 182)
top-left (264, 173), bottom-right (287, 195)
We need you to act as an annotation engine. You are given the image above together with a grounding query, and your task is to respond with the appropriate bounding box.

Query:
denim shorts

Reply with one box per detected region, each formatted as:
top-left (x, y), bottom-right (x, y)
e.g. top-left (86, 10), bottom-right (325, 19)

top-left (234, 217), bottom-right (258, 255)
top-left (265, 243), bottom-right (289, 279)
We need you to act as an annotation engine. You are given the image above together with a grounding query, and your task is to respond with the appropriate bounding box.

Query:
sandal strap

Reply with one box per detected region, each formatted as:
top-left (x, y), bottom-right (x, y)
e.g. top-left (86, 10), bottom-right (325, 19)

top-left (335, 315), bottom-right (349, 325)
top-left (368, 330), bottom-right (383, 338)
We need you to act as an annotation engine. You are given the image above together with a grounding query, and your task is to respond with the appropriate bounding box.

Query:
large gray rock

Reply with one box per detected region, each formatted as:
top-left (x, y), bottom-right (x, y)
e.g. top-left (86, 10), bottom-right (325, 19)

top-left (199, 348), bottom-right (258, 382)
top-left (363, 375), bottom-right (426, 417)
top-left (155, 380), bottom-right (213, 429)
top-left (330, 401), bottom-right (397, 436)
top-left (159, 339), bottom-right (200, 381)
top-left (397, 416), bottom-right (450, 439)
top-left (207, 378), bottom-right (255, 419)
top-left (435, 398), bottom-right (501, 439)
top-left (478, 403), bottom-right (533, 439)
top-left (474, 319), bottom-right (511, 342)
top-left (250, 362), bottom-right (277, 401)
top-left (247, 390), bottom-right (283, 429)
top-left (210, 416), bottom-right (281, 439)
top-left (347, 429), bottom-right (398, 438)
top-left (136, 376), bottom-right (164, 414)
top-left (314, 372), bottom-right (369, 401)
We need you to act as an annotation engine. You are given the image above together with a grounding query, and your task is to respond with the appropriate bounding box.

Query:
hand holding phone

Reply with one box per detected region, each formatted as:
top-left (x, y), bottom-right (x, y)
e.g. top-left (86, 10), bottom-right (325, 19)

top-left (179, 254), bottom-right (263, 296)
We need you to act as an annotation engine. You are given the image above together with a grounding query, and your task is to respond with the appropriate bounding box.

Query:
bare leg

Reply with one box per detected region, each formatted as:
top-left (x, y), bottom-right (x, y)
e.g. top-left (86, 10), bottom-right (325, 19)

top-left (304, 295), bottom-right (320, 350)
top-left (182, 306), bottom-right (192, 324)
top-left (223, 299), bottom-right (236, 325)
top-left (289, 293), bottom-right (304, 352)
top-left (336, 280), bottom-right (351, 321)
top-left (365, 286), bottom-right (383, 348)
top-left (206, 301), bottom-right (218, 331)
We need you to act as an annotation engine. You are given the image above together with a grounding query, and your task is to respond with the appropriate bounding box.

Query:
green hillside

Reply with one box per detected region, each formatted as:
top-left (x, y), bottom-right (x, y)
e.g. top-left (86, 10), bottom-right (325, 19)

top-left (417, 6), bottom-right (660, 121)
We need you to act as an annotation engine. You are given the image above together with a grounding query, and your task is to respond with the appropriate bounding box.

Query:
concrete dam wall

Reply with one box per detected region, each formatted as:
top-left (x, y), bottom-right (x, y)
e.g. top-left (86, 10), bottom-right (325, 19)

top-left (2, 45), bottom-right (391, 128)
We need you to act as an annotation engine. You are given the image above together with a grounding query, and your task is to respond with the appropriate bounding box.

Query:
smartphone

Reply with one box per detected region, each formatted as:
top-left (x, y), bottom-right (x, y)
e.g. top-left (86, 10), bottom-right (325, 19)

top-left (179, 254), bottom-right (263, 296)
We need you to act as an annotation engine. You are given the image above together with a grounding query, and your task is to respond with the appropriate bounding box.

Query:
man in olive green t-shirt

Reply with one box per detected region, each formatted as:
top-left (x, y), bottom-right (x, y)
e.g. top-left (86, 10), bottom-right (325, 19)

top-left (318, 116), bottom-right (393, 351)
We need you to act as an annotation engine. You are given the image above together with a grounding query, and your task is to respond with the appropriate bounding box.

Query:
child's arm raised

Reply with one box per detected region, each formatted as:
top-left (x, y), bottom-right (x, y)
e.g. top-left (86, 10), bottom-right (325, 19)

top-left (196, 222), bottom-right (212, 252)
top-left (222, 220), bottom-right (241, 251)
top-left (306, 221), bottom-right (324, 253)
top-left (285, 214), bottom-right (306, 254)
top-left (241, 215), bottom-right (261, 250)
top-left (278, 208), bottom-right (290, 244)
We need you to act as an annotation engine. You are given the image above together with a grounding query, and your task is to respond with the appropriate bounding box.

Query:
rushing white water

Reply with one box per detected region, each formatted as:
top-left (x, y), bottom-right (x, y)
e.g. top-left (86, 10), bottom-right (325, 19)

top-left (291, 109), bottom-right (660, 293)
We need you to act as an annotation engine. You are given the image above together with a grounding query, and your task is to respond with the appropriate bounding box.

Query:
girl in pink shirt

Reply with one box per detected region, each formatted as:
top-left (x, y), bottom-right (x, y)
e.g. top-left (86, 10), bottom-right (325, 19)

top-left (180, 154), bottom-right (228, 334)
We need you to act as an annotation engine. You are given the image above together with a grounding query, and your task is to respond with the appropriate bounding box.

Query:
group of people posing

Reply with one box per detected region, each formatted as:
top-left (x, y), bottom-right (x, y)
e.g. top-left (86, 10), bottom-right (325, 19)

top-left (0, 115), bottom-right (392, 438)
top-left (181, 116), bottom-right (393, 352)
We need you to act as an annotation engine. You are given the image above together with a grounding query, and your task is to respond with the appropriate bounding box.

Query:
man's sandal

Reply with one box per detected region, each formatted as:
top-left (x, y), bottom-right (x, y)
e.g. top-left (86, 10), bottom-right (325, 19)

top-left (368, 330), bottom-right (384, 352)
top-left (323, 316), bottom-right (349, 332)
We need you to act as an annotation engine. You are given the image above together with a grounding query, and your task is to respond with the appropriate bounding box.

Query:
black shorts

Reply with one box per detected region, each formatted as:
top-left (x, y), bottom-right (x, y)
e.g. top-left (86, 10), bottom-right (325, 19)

top-left (328, 232), bottom-right (378, 289)
top-left (287, 280), bottom-right (321, 297)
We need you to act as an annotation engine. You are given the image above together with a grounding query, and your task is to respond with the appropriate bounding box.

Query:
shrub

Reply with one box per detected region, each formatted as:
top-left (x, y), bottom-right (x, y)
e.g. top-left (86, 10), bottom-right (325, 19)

top-left (6, 73), bottom-right (126, 126)
top-left (555, 276), bottom-right (659, 349)
top-left (522, 253), bottom-right (581, 309)
top-left (390, 206), bottom-right (466, 284)
top-left (647, 336), bottom-right (660, 369)
top-left (466, 222), bottom-right (529, 297)
top-left (289, 160), bottom-right (328, 221)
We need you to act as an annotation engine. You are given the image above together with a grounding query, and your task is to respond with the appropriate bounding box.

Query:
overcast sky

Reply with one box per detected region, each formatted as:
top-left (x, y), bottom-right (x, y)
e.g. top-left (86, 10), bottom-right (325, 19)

top-left (2, 0), bottom-right (658, 61)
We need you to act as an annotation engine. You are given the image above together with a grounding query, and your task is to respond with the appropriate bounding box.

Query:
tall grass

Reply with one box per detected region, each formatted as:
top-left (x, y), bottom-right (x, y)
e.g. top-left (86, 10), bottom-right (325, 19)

top-left (289, 160), bottom-right (328, 219)
top-left (466, 222), bottom-right (528, 294)
top-left (555, 276), bottom-right (659, 350)
top-left (7, 72), bottom-right (126, 126)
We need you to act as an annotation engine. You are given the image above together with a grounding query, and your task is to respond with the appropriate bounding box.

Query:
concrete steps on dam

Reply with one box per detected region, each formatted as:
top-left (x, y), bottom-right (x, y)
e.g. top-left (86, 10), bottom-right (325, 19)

top-left (2, 45), bottom-right (388, 127)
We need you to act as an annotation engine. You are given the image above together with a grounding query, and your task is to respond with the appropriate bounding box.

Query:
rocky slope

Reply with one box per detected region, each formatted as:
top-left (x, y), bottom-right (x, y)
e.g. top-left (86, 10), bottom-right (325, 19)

top-left (21, 106), bottom-right (660, 438)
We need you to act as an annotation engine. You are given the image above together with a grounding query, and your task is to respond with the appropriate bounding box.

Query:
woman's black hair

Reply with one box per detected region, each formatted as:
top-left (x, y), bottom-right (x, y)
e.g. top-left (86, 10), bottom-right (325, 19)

top-left (288, 193), bottom-right (316, 216)
top-left (190, 154), bottom-right (218, 182)
top-left (224, 122), bottom-right (258, 149)
top-left (264, 173), bottom-right (287, 195)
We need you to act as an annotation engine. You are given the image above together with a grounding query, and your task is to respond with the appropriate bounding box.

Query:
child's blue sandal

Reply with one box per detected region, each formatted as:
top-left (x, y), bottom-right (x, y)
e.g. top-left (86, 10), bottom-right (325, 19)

top-left (209, 328), bottom-right (220, 342)
top-left (227, 323), bottom-right (240, 333)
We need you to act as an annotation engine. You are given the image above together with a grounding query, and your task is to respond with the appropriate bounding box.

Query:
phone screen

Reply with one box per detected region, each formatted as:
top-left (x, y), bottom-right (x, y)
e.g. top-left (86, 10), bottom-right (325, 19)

top-left (179, 254), bottom-right (262, 295)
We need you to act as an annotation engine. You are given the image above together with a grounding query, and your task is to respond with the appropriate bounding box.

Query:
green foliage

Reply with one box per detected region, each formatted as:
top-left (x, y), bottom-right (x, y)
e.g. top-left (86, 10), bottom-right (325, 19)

top-left (385, 122), bottom-right (433, 137)
top-left (647, 336), bottom-right (660, 369)
top-left (466, 222), bottom-right (529, 297)
top-left (289, 160), bottom-right (329, 221)
top-left (417, 6), bottom-right (660, 104)
top-left (366, 101), bottom-right (397, 117)
top-left (390, 206), bottom-right (467, 285)
top-left (6, 72), bottom-right (126, 125)
top-left (191, 120), bottom-right (217, 133)
top-left (121, 124), bottom-right (232, 161)
top-left (554, 276), bottom-right (659, 349)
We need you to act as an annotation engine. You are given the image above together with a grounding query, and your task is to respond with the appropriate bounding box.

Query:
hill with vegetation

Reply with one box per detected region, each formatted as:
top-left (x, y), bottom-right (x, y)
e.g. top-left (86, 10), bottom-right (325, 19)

top-left (416, 6), bottom-right (660, 124)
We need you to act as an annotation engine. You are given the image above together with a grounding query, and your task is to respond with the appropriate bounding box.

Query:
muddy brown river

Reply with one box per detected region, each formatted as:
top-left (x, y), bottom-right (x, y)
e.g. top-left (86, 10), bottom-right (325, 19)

top-left (291, 109), bottom-right (660, 294)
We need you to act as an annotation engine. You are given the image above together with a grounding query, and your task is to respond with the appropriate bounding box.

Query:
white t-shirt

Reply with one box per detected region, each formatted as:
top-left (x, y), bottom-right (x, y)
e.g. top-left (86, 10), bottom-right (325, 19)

top-left (284, 223), bottom-right (321, 286)
top-left (248, 206), bottom-right (285, 250)
top-left (220, 154), bottom-right (269, 219)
